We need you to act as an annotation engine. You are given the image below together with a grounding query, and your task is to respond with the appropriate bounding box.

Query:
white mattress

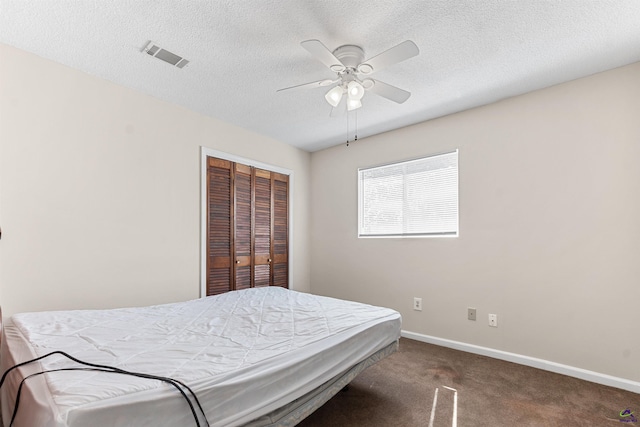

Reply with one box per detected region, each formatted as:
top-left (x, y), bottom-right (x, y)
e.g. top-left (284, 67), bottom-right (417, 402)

top-left (1, 287), bottom-right (401, 427)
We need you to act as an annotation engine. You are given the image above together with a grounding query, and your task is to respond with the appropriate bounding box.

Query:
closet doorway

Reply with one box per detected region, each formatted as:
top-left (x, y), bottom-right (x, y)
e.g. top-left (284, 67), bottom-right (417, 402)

top-left (200, 148), bottom-right (292, 296)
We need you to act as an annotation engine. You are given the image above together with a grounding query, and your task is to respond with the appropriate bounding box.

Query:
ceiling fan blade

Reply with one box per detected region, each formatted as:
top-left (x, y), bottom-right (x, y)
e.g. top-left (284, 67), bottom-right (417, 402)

top-left (367, 79), bottom-right (411, 104)
top-left (301, 39), bottom-right (345, 72)
top-left (360, 40), bottom-right (419, 74)
top-left (277, 78), bottom-right (338, 92)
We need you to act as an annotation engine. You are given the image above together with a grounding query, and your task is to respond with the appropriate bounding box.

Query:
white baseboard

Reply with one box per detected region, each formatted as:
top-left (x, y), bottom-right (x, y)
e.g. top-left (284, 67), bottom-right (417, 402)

top-left (401, 330), bottom-right (640, 394)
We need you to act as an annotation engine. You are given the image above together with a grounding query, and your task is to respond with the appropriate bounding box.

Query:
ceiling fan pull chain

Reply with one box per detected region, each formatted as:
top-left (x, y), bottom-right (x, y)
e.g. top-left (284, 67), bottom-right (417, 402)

top-left (355, 110), bottom-right (358, 142)
top-left (346, 108), bottom-right (350, 147)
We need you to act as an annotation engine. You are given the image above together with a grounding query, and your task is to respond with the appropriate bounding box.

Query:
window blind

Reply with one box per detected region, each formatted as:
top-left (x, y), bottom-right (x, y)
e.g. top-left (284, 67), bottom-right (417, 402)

top-left (358, 150), bottom-right (458, 237)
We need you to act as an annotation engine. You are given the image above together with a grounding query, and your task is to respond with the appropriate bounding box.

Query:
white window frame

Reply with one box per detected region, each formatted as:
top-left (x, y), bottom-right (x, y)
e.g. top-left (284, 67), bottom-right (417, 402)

top-left (358, 150), bottom-right (459, 238)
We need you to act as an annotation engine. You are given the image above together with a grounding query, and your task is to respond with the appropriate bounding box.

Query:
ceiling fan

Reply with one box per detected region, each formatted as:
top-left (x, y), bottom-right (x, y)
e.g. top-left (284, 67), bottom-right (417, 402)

top-left (277, 39), bottom-right (419, 113)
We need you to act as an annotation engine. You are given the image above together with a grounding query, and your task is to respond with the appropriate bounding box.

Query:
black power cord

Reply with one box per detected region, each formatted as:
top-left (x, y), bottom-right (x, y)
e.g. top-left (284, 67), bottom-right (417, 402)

top-left (0, 350), bottom-right (210, 427)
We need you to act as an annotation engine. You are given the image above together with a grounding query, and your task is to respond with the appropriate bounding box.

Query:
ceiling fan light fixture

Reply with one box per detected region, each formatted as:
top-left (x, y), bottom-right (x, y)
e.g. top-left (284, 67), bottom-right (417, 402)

top-left (347, 81), bottom-right (365, 100)
top-left (357, 63), bottom-right (374, 74)
top-left (325, 86), bottom-right (344, 107)
top-left (347, 98), bottom-right (362, 111)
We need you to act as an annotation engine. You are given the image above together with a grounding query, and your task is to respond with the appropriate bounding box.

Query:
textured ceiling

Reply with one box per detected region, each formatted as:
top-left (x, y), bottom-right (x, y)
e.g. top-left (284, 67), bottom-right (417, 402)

top-left (2, 1), bottom-right (640, 152)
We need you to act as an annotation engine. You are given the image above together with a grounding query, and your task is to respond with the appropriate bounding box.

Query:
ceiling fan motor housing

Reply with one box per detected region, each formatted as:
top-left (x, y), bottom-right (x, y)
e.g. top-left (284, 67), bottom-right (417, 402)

top-left (332, 45), bottom-right (365, 69)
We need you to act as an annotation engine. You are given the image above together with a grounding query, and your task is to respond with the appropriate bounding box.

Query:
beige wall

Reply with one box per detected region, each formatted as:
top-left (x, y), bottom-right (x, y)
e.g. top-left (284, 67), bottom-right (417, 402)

top-left (310, 62), bottom-right (640, 382)
top-left (0, 44), bottom-right (311, 317)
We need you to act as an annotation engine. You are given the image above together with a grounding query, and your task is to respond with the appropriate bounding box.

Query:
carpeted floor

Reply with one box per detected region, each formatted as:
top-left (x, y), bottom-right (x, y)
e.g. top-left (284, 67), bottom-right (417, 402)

top-left (298, 338), bottom-right (639, 426)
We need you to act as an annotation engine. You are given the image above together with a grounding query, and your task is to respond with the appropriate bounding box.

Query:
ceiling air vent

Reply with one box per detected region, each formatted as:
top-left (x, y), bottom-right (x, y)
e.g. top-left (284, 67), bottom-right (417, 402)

top-left (143, 41), bottom-right (189, 69)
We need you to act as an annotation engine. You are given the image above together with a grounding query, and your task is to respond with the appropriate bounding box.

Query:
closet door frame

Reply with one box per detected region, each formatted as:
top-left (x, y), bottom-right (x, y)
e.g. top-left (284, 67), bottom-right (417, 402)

top-left (199, 147), bottom-right (294, 297)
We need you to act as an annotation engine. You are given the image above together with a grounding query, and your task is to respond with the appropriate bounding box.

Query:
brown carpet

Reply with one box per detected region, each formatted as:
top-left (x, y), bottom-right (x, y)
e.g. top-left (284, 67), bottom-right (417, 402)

top-left (298, 338), bottom-right (639, 426)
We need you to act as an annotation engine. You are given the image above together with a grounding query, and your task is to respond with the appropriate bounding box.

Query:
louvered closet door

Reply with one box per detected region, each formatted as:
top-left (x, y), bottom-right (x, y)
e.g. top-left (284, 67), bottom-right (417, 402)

top-left (206, 158), bottom-right (233, 295)
top-left (272, 173), bottom-right (289, 288)
top-left (206, 156), bottom-right (289, 295)
top-left (254, 169), bottom-right (272, 287)
top-left (234, 163), bottom-right (252, 290)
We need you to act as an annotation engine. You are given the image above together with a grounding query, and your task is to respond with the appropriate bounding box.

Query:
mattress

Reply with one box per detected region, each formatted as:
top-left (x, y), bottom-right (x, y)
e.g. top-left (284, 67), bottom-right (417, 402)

top-left (0, 287), bottom-right (401, 427)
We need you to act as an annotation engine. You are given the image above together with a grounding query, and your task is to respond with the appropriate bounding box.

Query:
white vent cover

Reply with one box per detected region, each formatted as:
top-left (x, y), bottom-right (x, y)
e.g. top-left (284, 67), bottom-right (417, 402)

top-left (143, 41), bottom-right (189, 69)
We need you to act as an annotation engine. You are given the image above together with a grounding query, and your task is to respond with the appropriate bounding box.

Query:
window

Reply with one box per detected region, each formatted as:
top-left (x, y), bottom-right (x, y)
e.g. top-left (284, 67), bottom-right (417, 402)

top-left (358, 150), bottom-right (458, 238)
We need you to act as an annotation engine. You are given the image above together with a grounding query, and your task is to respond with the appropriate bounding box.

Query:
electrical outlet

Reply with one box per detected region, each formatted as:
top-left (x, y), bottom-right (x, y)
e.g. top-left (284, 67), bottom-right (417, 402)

top-left (488, 314), bottom-right (498, 327)
top-left (467, 307), bottom-right (476, 321)
top-left (413, 297), bottom-right (422, 311)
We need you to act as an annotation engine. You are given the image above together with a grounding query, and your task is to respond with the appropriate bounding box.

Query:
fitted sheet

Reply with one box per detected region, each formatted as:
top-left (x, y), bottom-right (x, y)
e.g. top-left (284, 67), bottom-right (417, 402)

top-left (1, 287), bottom-right (401, 427)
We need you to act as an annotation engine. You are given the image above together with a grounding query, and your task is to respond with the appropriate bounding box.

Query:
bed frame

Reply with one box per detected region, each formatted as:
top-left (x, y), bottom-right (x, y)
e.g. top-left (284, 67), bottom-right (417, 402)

top-left (245, 340), bottom-right (398, 426)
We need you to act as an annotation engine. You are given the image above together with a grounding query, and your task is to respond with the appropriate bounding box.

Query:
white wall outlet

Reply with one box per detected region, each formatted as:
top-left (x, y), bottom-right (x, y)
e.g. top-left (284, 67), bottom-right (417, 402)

top-left (413, 297), bottom-right (422, 311)
top-left (467, 307), bottom-right (476, 321)
top-left (488, 313), bottom-right (498, 327)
